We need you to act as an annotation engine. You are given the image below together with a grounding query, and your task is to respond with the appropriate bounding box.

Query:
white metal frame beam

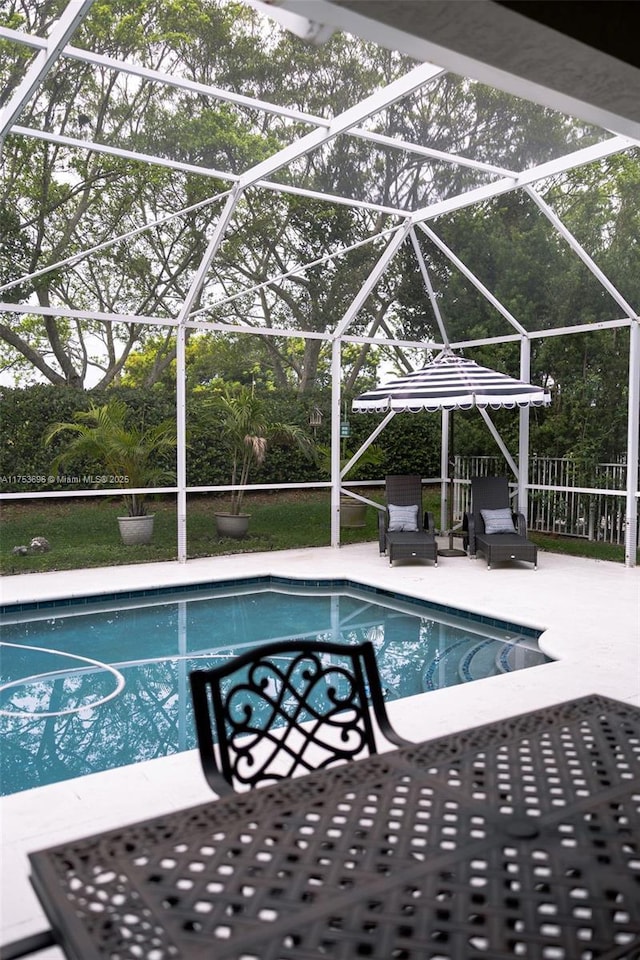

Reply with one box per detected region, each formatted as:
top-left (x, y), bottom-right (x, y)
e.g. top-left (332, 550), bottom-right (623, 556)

top-left (409, 228), bottom-right (449, 346)
top-left (3, 95), bottom-right (632, 309)
top-left (417, 224), bottom-right (528, 336)
top-left (452, 317), bottom-right (634, 350)
top-left (174, 189), bottom-right (244, 561)
top-left (0, 189), bottom-right (233, 298)
top-left (524, 186), bottom-right (639, 320)
top-left (1, 25), bottom-right (511, 176)
top-left (236, 62), bottom-right (445, 191)
top-left (163, 62), bottom-right (442, 559)
top-left (1, 305), bottom-right (633, 347)
top-left (197, 224), bottom-right (405, 315)
top-left (9, 124), bottom-right (409, 219)
top-left (625, 322), bottom-right (640, 566)
top-left (329, 222), bottom-right (414, 543)
top-left (408, 137), bottom-right (636, 226)
top-left (334, 222), bottom-right (414, 339)
top-left (196, 135), bottom-right (637, 323)
top-left (0, 0), bottom-right (96, 145)
top-left (11, 126), bottom-right (411, 226)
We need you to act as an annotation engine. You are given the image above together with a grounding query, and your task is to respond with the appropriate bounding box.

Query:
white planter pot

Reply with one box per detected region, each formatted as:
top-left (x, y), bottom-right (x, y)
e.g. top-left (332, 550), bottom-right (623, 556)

top-left (117, 514), bottom-right (155, 545)
top-left (215, 512), bottom-right (250, 539)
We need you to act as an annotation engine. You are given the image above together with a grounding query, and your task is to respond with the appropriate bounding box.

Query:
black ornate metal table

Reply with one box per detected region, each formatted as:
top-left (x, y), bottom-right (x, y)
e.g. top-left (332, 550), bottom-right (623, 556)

top-left (29, 694), bottom-right (640, 959)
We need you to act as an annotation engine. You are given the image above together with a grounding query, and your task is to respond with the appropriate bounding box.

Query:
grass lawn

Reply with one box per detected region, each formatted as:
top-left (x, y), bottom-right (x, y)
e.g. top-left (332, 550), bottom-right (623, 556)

top-left (0, 489), bottom-right (386, 575)
top-left (0, 487), bottom-right (632, 575)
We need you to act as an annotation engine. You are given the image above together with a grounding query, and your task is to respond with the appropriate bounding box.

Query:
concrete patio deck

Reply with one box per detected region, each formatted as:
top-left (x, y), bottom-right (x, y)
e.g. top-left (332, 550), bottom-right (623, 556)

top-left (1, 539), bottom-right (638, 955)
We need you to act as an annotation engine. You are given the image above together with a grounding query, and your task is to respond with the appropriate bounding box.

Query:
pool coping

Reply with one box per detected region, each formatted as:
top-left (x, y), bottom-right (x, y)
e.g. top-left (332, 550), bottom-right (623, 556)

top-left (0, 573), bottom-right (542, 639)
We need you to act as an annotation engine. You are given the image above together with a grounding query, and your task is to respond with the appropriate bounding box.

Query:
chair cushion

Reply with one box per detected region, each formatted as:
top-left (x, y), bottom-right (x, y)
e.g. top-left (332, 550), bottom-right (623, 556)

top-left (480, 507), bottom-right (517, 534)
top-left (388, 503), bottom-right (419, 532)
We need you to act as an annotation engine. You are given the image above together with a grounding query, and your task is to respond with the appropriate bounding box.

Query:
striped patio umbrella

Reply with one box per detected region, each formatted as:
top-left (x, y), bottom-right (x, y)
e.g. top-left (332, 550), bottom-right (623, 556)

top-left (352, 349), bottom-right (551, 413)
top-left (352, 349), bottom-right (550, 555)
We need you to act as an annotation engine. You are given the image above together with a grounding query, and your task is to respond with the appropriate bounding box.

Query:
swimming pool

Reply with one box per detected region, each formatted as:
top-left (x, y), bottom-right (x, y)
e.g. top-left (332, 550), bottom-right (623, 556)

top-left (0, 577), bottom-right (550, 795)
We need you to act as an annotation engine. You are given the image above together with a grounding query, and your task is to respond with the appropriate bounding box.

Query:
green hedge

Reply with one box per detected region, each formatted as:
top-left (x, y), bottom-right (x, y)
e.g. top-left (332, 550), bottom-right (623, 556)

top-left (1, 385), bottom-right (442, 494)
top-left (0, 386), bottom-right (175, 492)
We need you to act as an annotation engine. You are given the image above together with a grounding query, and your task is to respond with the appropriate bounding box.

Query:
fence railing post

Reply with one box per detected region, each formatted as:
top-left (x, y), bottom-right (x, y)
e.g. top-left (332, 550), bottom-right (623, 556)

top-left (456, 454), bottom-right (631, 547)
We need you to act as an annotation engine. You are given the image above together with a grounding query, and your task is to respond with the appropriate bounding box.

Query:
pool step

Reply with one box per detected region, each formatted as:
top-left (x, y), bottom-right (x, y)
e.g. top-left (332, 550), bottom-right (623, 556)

top-left (459, 640), bottom-right (503, 683)
top-left (423, 637), bottom-right (495, 690)
top-left (497, 637), bottom-right (548, 673)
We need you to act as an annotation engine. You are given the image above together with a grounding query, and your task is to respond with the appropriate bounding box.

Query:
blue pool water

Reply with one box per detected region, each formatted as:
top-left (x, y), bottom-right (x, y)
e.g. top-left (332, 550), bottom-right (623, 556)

top-left (0, 577), bottom-right (549, 795)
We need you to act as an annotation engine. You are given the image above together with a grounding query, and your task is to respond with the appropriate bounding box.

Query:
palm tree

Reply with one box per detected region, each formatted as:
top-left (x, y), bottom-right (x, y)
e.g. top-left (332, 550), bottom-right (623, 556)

top-left (46, 400), bottom-right (176, 517)
top-left (211, 384), bottom-right (314, 516)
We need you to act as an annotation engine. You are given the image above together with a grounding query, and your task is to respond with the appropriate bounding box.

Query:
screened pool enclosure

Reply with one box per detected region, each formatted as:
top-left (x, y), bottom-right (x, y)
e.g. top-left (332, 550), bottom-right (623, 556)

top-left (1, 0), bottom-right (638, 564)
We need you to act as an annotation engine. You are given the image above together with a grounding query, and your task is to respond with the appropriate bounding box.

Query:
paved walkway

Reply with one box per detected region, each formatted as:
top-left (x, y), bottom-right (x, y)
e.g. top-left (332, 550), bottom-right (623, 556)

top-left (1, 541), bottom-right (638, 953)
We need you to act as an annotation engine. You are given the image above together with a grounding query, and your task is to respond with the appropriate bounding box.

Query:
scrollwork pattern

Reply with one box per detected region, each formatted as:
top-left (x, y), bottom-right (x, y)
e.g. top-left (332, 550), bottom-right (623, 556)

top-left (222, 651), bottom-right (370, 786)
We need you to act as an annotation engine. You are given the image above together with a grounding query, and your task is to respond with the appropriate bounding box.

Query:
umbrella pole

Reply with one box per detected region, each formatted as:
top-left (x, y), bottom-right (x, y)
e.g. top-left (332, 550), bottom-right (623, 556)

top-left (438, 410), bottom-right (466, 557)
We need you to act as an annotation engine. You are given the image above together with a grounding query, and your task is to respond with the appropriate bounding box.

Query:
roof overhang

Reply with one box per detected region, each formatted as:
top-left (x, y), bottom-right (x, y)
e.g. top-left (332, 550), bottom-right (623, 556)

top-left (264, 0), bottom-right (640, 140)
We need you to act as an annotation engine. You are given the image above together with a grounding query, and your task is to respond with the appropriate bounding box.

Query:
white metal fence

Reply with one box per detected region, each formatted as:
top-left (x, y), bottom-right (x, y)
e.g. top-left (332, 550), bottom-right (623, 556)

top-left (454, 455), bottom-right (634, 545)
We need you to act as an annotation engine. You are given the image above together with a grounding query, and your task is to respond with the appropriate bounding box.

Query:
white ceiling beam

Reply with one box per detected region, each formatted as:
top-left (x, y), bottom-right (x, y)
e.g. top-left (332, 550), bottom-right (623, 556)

top-left (185, 63), bottom-right (441, 330)
top-left (409, 228), bottom-right (449, 346)
top-left (0, 187), bottom-right (232, 297)
top-left (479, 407), bottom-right (519, 477)
top-left (6, 129), bottom-right (632, 321)
top-left (188, 134), bottom-right (637, 330)
top-left (341, 333), bottom-right (442, 350)
top-left (185, 319), bottom-right (329, 340)
top-left (334, 222), bottom-right (414, 337)
top-left (516, 137), bottom-right (640, 179)
top-left (2, 302), bottom-right (628, 346)
top-left (176, 192), bottom-right (244, 325)
top-left (11, 123), bottom-right (410, 214)
top-left (12, 124), bottom-right (235, 181)
top-left (0, 127), bottom-right (406, 299)
top-left (0, 26), bottom-right (316, 125)
top-left (0, 302), bottom-right (178, 327)
top-left (247, 137), bottom-right (635, 343)
top-left (450, 333), bottom-right (521, 349)
top-left (255, 178), bottom-right (406, 217)
top-left (349, 128), bottom-right (514, 177)
top-left (0, 24), bottom-right (44, 50)
top-left (451, 317), bottom-right (632, 350)
top-left (0, 303), bottom-right (336, 342)
top-left (0, 0), bottom-right (96, 143)
top-left (2, 10), bottom-right (636, 356)
top-left (12, 110), bottom-right (632, 231)
top-left (527, 318), bottom-right (634, 340)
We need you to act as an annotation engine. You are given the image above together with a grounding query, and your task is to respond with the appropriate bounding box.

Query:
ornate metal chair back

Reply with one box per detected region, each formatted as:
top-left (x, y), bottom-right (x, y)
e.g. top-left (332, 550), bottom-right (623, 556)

top-left (190, 639), bottom-right (407, 792)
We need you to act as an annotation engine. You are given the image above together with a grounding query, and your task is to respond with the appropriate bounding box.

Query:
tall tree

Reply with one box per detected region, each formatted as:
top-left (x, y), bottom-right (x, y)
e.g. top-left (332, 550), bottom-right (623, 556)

top-left (1, 0), bottom-right (634, 411)
top-left (0, 0), bottom-right (261, 386)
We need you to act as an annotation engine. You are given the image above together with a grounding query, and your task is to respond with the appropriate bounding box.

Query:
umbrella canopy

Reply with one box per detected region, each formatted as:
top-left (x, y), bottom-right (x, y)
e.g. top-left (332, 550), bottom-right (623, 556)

top-left (352, 349), bottom-right (551, 413)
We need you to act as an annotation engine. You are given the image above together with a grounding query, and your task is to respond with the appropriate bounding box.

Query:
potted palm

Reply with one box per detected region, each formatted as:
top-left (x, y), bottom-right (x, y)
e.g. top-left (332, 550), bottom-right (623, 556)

top-left (210, 384), bottom-right (314, 538)
top-left (46, 399), bottom-right (176, 545)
